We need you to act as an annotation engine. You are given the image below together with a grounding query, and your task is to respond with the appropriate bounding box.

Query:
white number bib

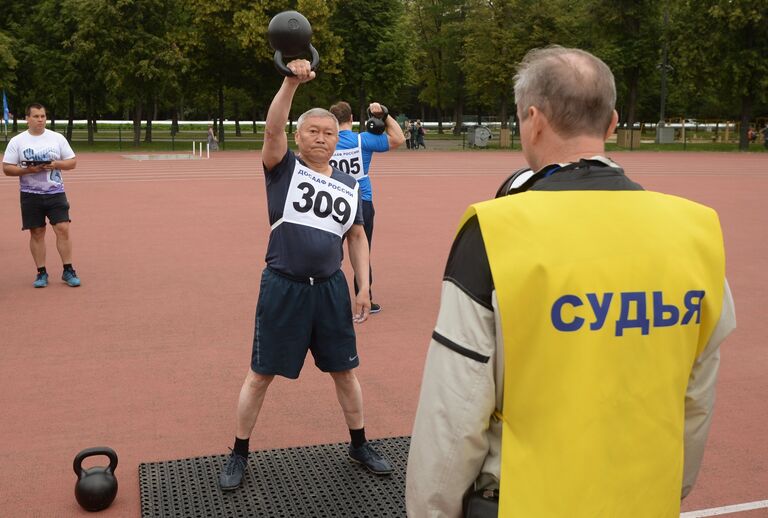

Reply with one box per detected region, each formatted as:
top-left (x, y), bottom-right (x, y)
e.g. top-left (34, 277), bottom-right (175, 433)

top-left (274, 161), bottom-right (359, 237)
top-left (330, 134), bottom-right (365, 180)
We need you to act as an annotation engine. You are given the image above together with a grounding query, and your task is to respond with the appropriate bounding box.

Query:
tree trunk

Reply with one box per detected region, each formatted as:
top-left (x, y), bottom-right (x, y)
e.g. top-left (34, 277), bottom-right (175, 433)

top-left (500, 96), bottom-right (508, 129)
top-left (218, 85), bottom-right (225, 146)
top-left (252, 107), bottom-right (258, 134)
top-left (67, 90), bottom-right (75, 141)
top-left (12, 112), bottom-right (18, 132)
top-left (133, 100), bottom-right (142, 146)
top-left (436, 107), bottom-right (443, 134)
top-left (171, 106), bottom-right (179, 136)
top-left (625, 67), bottom-right (640, 127)
top-left (234, 99), bottom-right (241, 136)
top-left (145, 95), bottom-right (153, 143)
top-left (50, 107), bottom-right (56, 131)
top-left (453, 101), bottom-right (464, 135)
top-left (86, 94), bottom-right (94, 144)
top-left (358, 80), bottom-right (366, 131)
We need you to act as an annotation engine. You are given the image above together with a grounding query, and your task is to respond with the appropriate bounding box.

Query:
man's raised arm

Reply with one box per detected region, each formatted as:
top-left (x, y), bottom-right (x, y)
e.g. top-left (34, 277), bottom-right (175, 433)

top-left (262, 60), bottom-right (315, 170)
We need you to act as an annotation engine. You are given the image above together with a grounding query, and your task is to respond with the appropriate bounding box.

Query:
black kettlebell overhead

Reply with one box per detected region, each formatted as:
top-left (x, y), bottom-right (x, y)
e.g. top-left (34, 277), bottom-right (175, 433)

top-left (73, 447), bottom-right (119, 512)
top-left (365, 105), bottom-right (389, 135)
top-left (267, 11), bottom-right (320, 77)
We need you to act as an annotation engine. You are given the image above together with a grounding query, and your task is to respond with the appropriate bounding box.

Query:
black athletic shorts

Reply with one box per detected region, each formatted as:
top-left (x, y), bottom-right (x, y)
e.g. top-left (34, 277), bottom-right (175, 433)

top-left (20, 192), bottom-right (71, 230)
top-left (250, 267), bottom-right (359, 379)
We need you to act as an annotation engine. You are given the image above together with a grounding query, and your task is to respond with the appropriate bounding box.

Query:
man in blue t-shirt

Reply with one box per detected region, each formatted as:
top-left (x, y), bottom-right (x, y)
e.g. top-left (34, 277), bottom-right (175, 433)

top-left (329, 101), bottom-right (405, 313)
top-left (219, 59), bottom-right (393, 492)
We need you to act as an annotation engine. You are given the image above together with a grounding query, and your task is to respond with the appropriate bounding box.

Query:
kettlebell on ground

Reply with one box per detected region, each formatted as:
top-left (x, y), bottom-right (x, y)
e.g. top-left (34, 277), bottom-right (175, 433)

top-left (73, 446), bottom-right (119, 512)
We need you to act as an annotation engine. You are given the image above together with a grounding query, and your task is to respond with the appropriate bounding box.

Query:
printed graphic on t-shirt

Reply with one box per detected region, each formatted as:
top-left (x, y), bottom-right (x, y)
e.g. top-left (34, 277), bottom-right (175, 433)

top-left (22, 146), bottom-right (61, 183)
top-left (279, 161), bottom-right (359, 237)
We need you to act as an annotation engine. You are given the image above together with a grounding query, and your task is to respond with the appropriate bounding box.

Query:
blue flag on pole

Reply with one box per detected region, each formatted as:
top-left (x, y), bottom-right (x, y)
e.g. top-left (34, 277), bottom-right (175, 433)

top-left (2, 90), bottom-right (8, 126)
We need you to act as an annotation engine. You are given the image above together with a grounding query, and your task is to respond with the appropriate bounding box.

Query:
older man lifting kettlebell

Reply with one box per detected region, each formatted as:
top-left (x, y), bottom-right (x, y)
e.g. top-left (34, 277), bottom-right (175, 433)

top-left (218, 11), bottom-right (393, 492)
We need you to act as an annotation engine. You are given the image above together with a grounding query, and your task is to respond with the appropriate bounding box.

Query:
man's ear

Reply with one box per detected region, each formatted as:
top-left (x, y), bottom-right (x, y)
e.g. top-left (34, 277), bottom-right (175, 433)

top-left (529, 106), bottom-right (546, 143)
top-left (605, 110), bottom-right (619, 140)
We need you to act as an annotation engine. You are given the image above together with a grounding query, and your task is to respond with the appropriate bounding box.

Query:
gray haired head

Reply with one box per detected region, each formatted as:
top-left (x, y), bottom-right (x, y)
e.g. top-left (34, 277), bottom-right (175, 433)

top-left (514, 46), bottom-right (616, 138)
top-left (297, 108), bottom-right (339, 132)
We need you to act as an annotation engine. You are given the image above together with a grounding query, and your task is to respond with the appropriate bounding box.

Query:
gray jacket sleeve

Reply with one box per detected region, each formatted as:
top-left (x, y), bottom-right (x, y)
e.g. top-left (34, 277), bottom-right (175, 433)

top-left (406, 281), bottom-right (499, 518)
top-left (681, 278), bottom-right (736, 498)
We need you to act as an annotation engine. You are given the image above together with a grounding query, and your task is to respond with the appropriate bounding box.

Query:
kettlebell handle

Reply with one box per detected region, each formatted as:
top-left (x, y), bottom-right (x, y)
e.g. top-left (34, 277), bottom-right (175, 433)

top-left (74, 447), bottom-right (118, 476)
top-left (274, 45), bottom-right (320, 77)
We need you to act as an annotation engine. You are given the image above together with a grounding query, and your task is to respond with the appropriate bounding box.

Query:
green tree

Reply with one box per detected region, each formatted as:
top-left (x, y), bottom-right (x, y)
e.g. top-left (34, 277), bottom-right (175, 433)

top-left (670, 1), bottom-right (768, 149)
top-left (408, 0), bottom-right (466, 133)
top-left (0, 30), bottom-right (18, 93)
top-left (75, 0), bottom-right (187, 145)
top-left (579, 0), bottom-right (663, 128)
top-left (331, 0), bottom-right (414, 123)
top-left (462, 0), bottom-right (522, 129)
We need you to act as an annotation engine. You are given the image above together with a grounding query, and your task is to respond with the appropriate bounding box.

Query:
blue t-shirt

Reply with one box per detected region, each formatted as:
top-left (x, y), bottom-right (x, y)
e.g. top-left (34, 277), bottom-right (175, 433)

top-left (263, 150), bottom-right (364, 278)
top-left (336, 129), bottom-right (389, 201)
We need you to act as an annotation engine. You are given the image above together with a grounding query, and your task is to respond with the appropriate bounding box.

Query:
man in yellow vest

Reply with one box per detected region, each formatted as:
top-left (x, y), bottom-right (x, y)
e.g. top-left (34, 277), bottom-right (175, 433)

top-left (406, 46), bottom-right (736, 518)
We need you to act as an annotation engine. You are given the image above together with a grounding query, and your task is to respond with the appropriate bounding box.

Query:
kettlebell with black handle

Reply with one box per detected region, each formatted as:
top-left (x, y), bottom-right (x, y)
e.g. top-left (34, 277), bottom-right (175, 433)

top-left (267, 11), bottom-right (320, 77)
top-left (365, 105), bottom-right (389, 135)
top-left (74, 446), bottom-right (119, 512)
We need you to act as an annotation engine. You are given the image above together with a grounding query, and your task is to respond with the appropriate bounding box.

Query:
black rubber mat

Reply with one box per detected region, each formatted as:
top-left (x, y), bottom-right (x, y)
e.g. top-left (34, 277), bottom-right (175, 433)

top-left (139, 436), bottom-right (409, 517)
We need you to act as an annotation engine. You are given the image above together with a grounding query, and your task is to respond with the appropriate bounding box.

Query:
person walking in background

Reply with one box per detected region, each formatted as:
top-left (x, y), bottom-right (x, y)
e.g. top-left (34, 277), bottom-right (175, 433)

top-left (404, 120), bottom-right (412, 149)
top-left (207, 124), bottom-right (219, 151)
top-left (406, 46), bottom-right (736, 518)
top-left (416, 120), bottom-right (426, 149)
top-left (2, 103), bottom-right (80, 288)
top-left (329, 100), bottom-right (405, 314)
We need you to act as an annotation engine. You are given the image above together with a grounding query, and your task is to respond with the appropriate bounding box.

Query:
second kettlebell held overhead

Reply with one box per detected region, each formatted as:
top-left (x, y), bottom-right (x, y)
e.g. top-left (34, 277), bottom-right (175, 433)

top-left (267, 11), bottom-right (320, 77)
top-left (365, 105), bottom-right (389, 135)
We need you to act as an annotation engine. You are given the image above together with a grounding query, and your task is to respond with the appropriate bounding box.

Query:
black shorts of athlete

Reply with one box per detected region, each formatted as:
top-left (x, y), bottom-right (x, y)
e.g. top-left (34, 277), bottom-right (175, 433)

top-left (250, 267), bottom-right (359, 379)
top-left (20, 192), bottom-right (71, 230)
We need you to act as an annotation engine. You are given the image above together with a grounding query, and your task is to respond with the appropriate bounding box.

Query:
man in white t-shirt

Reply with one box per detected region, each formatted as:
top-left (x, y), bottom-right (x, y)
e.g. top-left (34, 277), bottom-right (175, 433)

top-left (2, 103), bottom-right (80, 288)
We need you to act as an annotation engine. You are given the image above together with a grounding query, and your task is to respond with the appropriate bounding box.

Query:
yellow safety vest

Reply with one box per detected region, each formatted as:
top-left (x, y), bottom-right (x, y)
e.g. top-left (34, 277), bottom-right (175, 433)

top-left (461, 190), bottom-right (725, 518)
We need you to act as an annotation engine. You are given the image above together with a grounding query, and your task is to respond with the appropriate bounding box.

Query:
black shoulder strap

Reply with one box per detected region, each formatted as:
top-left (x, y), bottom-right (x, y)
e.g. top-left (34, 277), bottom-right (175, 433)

top-left (495, 167), bottom-right (540, 198)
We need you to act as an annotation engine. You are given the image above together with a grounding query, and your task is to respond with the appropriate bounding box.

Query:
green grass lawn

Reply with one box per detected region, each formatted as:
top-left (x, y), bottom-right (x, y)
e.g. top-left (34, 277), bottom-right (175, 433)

top-left (1, 126), bottom-right (766, 154)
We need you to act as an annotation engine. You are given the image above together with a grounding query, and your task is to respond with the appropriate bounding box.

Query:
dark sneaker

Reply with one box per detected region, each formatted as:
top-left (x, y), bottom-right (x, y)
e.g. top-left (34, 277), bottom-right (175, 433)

top-left (33, 272), bottom-right (49, 288)
top-left (348, 442), bottom-right (393, 475)
top-left (219, 450), bottom-right (248, 491)
top-left (62, 269), bottom-right (81, 287)
top-left (370, 303), bottom-right (382, 314)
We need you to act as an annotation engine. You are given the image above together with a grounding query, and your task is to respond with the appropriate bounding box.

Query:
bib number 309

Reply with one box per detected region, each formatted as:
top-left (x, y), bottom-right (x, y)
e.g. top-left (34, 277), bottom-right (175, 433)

top-left (293, 182), bottom-right (352, 225)
top-left (329, 157), bottom-right (361, 176)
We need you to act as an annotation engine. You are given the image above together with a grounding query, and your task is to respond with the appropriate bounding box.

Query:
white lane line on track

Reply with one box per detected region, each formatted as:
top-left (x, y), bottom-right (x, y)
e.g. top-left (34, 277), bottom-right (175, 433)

top-left (681, 499), bottom-right (768, 517)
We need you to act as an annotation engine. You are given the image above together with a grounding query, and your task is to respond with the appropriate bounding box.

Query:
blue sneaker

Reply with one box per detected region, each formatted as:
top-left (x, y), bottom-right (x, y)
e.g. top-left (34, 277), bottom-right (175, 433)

top-left (219, 450), bottom-right (248, 491)
top-left (33, 272), bottom-right (49, 288)
top-left (349, 442), bottom-right (393, 475)
top-left (62, 269), bottom-right (81, 287)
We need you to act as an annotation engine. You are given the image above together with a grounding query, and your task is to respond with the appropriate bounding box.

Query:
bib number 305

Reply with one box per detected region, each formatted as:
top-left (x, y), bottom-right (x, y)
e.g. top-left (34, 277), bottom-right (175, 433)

top-left (293, 182), bottom-right (352, 225)
top-left (329, 157), bottom-right (361, 176)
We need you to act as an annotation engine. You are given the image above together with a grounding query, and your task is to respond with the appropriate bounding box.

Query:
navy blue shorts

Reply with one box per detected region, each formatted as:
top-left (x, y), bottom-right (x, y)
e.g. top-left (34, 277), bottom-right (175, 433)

top-left (251, 267), bottom-right (358, 379)
top-left (20, 192), bottom-right (71, 230)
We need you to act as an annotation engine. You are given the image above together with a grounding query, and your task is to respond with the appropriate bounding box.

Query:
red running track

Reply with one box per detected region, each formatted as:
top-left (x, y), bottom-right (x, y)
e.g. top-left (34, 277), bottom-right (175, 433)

top-left (0, 149), bottom-right (766, 516)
